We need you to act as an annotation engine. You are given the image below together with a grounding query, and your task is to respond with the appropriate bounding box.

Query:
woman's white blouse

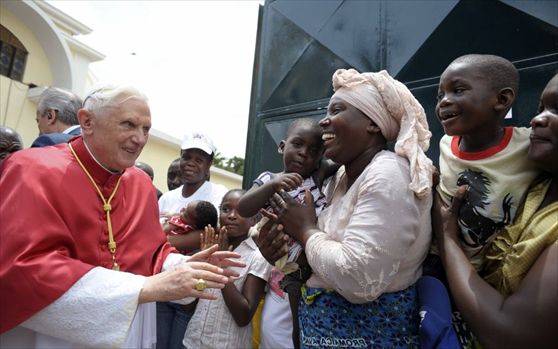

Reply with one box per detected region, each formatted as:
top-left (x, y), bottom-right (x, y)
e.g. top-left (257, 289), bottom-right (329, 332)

top-left (306, 151), bottom-right (432, 304)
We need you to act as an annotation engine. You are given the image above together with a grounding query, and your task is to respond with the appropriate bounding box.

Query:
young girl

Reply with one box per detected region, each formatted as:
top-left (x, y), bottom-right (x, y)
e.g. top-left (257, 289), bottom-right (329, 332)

top-left (183, 189), bottom-right (272, 349)
top-left (238, 118), bottom-right (337, 348)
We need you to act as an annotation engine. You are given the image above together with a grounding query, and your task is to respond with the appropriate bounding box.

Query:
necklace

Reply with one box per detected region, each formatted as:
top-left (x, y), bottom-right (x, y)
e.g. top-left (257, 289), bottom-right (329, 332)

top-left (68, 143), bottom-right (123, 270)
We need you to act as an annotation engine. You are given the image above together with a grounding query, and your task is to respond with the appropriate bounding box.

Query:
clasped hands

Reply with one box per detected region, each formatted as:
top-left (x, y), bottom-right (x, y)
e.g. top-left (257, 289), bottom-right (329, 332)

top-left (255, 189), bottom-right (317, 265)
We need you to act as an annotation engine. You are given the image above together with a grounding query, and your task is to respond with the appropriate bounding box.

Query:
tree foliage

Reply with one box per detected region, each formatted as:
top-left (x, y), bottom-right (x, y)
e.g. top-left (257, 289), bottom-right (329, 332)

top-left (212, 152), bottom-right (244, 176)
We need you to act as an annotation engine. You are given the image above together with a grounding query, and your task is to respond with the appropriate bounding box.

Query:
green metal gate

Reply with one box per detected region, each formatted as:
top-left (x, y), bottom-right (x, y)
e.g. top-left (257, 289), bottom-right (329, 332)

top-left (244, 0), bottom-right (558, 188)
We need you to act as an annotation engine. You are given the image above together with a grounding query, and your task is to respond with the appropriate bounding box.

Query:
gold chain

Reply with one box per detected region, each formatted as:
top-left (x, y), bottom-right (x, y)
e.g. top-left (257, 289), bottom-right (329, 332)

top-left (68, 143), bottom-right (123, 270)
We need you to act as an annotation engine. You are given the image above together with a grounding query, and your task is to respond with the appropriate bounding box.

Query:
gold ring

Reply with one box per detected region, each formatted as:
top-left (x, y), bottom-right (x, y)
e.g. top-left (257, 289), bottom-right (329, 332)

top-left (195, 278), bottom-right (207, 291)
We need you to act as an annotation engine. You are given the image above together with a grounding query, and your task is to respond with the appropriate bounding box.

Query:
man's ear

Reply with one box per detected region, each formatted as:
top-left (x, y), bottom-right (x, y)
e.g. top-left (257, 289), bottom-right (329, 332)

top-left (77, 109), bottom-right (93, 134)
top-left (278, 140), bottom-right (285, 155)
top-left (494, 87), bottom-right (515, 112)
top-left (46, 109), bottom-right (57, 125)
top-left (366, 120), bottom-right (381, 134)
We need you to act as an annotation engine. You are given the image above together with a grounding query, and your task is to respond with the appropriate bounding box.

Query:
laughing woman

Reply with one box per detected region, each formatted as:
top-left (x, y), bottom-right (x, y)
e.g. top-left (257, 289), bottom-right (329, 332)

top-left (260, 68), bottom-right (435, 348)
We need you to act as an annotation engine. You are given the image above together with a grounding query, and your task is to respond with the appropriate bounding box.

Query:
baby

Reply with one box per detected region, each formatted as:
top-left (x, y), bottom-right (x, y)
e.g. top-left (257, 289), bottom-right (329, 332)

top-left (166, 200), bottom-right (217, 243)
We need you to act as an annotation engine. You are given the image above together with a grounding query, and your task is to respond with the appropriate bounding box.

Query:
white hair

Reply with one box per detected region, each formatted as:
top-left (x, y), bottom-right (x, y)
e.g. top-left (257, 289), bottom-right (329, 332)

top-left (37, 87), bottom-right (82, 125)
top-left (82, 85), bottom-right (148, 114)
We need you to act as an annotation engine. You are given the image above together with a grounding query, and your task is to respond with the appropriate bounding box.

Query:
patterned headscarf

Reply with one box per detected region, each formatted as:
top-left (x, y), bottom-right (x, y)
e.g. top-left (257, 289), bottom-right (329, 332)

top-left (331, 68), bottom-right (434, 199)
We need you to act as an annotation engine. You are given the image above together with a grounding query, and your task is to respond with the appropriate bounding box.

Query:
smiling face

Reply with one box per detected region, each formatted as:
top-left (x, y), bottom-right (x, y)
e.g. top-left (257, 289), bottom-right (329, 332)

top-left (436, 62), bottom-right (501, 137)
top-left (320, 96), bottom-right (374, 165)
top-left (529, 74), bottom-right (558, 175)
top-left (81, 97), bottom-right (151, 172)
top-left (180, 148), bottom-right (212, 186)
top-left (280, 121), bottom-right (324, 178)
top-left (219, 190), bottom-right (254, 238)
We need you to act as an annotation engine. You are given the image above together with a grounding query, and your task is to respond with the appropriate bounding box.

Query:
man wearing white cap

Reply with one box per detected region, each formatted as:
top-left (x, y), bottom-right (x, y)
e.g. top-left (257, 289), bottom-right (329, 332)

top-left (156, 131), bottom-right (228, 349)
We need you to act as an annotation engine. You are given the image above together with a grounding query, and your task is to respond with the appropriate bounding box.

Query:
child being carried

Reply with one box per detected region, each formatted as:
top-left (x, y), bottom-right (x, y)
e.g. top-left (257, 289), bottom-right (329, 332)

top-left (165, 200), bottom-right (217, 253)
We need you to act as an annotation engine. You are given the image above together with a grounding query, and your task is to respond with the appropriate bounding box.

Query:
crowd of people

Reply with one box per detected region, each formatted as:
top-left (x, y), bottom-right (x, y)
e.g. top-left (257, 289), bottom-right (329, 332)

top-left (0, 54), bottom-right (556, 349)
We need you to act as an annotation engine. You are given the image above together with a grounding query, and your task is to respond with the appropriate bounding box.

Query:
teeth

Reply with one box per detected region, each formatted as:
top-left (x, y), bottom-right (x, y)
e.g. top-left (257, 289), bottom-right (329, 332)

top-left (322, 133), bottom-right (335, 141)
top-left (440, 113), bottom-right (457, 121)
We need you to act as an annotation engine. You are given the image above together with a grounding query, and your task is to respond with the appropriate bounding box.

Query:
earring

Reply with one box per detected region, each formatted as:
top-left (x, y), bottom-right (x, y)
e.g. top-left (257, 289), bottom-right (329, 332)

top-left (278, 148), bottom-right (283, 155)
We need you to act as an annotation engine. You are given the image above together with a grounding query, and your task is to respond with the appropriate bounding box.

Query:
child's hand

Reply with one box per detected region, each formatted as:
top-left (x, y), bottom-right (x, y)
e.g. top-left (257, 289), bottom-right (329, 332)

top-left (217, 227), bottom-right (231, 251)
top-left (201, 225), bottom-right (229, 251)
top-left (272, 173), bottom-right (304, 193)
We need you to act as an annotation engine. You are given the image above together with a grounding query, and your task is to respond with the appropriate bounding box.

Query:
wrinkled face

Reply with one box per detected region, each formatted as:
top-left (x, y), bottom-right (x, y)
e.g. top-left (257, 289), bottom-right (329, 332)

top-left (180, 148), bottom-right (212, 186)
top-left (529, 74), bottom-right (558, 175)
top-left (83, 98), bottom-right (151, 172)
top-left (436, 62), bottom-right (499, 136)
top-left (180, 201), bottom-right (199, 227)
top-left (167, 160), bottom-right (184, 190)
top-left (219, 191), bottom-right (254, 238)
top-left (320, 96), bottom-right (372, 165)
top-left (280, 124), bottom-right (324, 178)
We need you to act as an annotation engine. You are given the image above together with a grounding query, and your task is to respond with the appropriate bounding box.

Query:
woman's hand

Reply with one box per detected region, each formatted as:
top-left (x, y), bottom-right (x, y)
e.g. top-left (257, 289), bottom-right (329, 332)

top-left (272, 189), bottom-right (318, 245)
top-left (255, 209), bottom-right (289, 265)
top-left (432, 185), bottom-right (468, 247)
top-left (189, 244), bottom-right (244, 280)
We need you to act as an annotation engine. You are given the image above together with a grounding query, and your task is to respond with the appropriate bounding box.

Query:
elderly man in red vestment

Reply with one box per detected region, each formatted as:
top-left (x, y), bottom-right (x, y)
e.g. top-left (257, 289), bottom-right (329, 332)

top-left (0, 86), bottom-right (241, 348)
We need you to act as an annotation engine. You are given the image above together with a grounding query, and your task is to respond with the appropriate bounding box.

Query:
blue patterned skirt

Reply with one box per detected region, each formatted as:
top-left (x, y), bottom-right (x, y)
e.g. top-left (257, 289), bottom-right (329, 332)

top-left (299, 285), bottom-right (419, 348)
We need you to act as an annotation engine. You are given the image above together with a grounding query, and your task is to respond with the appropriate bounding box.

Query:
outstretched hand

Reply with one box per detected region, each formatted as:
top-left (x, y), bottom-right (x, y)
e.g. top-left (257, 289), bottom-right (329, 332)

top-left (139, 260), bottom-right (230, 303)
top-left (432, 185), bottom-right (468, 246)
top-left (189, 244), bottom-right (244, 280)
